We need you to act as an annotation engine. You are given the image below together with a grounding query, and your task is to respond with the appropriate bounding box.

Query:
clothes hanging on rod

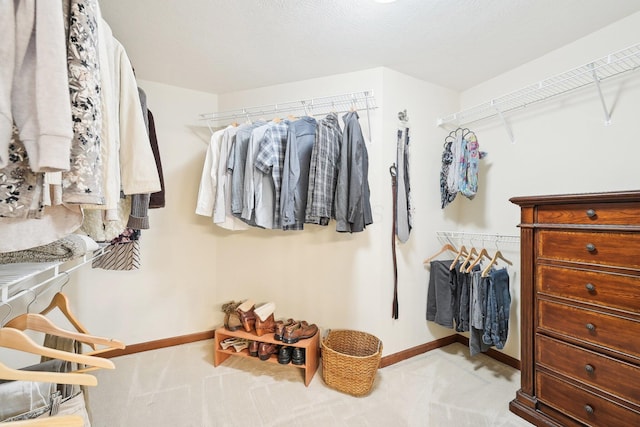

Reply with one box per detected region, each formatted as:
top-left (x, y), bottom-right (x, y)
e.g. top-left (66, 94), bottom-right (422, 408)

top-left (196, 111), bottom-right (373, 233)
top-left (439, 128), bottom-right (487, 209)
top-left (426, 260), bottom-right (511, 356)
top-left (426, 233), bottom-right (513, 356)
top-left (1, 2), bottom-right (163, 255)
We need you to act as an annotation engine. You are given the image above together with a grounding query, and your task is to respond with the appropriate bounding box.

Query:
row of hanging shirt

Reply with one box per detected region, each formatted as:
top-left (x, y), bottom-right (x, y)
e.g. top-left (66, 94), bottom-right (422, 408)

top-left (424, 243), bottom-right (512, 357)
top-left (196, 111), bottom-right (373, 233)
top-left (0, 285), bottom-right (124, 426)
top-left (1, 0), bottom-right (164, 255)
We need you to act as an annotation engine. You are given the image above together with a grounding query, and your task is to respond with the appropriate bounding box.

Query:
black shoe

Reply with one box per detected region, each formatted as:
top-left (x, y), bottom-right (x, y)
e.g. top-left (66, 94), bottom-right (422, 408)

top-left (278, 346), bottom-right (293, 364)
top-left (291, 347), bottom-right (305, 365)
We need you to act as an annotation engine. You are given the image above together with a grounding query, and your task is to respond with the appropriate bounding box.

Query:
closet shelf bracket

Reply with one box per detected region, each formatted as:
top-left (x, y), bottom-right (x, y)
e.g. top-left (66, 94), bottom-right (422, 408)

top-left (437, 42), bottom-right (640, 129)
top-left (589, 62), bottom-right (612, 126)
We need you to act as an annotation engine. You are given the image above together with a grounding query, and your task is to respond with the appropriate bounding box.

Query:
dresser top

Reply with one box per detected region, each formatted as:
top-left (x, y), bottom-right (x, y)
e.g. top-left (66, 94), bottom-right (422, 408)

top-left (510, 190), bottom-right (640, 206)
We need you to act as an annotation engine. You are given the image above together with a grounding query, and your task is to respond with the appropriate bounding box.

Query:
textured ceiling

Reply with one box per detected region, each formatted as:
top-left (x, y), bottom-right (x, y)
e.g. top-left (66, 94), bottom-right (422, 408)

top-left (99, 0), bottom-right (640, 94)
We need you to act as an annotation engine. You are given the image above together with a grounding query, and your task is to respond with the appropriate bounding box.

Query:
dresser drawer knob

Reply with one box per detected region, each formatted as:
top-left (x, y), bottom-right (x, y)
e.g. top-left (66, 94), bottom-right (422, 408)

top-left (585, 364), bottom-right (595, 374)
top-left (584, 404), bottom-right (594, 415)
top-left (586, 323), bottom-right (596, 332)
top-left (585, 283), bottom-right (596, 292)
top-left (586, 243), bottom-right (596, 252)
top-left (586, 209), bottom-right (596, 218)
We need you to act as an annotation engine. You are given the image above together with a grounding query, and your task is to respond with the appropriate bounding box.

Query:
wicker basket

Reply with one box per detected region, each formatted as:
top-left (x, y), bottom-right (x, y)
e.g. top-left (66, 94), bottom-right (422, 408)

top-left (321, 329), bottom-right (383, 397)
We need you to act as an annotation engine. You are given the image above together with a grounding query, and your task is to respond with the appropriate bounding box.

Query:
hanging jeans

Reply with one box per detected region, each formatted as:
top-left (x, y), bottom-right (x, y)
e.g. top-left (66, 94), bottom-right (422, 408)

top-left (426, 259), bottom-right (456, 328)
top-left (483, 268), bottom-right (511, 349)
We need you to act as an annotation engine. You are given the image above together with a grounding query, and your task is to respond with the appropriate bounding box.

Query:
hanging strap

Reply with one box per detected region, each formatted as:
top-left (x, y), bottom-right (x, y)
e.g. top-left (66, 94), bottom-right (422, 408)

top-left (390, 164), bottom-right (399, 319)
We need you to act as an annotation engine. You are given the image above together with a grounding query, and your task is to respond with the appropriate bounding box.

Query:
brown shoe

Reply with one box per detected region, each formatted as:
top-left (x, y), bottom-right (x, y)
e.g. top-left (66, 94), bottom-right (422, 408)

top-left (236, 299), bottom-right (256, 332)
top-left (254, 302), bottom-right (276, 337)
top-left (221, 301), bottom-right (242, 331)
top-left (274, 318), bottom-right (295, 341)
top-left (249, 340), bottom-right (259, 357)
top-left (255, 313), bottom-right (276, 337)
top-left (282, 321), bottom-right (318, 344)
top-left (258, 342), bottom-right (279, 361)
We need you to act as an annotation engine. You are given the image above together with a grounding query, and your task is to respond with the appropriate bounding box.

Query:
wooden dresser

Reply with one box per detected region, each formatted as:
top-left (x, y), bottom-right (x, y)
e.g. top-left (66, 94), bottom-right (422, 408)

top-left (510, 191), bottom-right (640, 427)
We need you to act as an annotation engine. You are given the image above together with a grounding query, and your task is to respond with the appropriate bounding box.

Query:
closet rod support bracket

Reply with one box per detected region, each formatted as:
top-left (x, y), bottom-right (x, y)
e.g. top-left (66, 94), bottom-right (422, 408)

top-left (589, 63), bottom-right (612, 126)
top-left (491, 100), bottom-right (516, 144)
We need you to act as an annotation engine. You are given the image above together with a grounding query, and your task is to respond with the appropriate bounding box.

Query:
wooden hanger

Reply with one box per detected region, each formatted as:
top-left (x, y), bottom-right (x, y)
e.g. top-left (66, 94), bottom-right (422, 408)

top-left (4, 415), bottom-right (84, 426)
top-left (0, 327), bottom-right (114, 370)
top-left (449, 245), bottom-right (468, 270)
top-left (40, 293), bottom-right (96, 350)
top-left (6, 313), bottom-right (125, 351)
top-left (423, 243), bottom-right (457, 264)
top-left (459, 247), bottom-right (478, 272)
top-left (481, 250), bottom-right (513, 277)
top-left (0, 360), bottom-right (97, 386)
top-left (465, 248), bottom-right (491, 272)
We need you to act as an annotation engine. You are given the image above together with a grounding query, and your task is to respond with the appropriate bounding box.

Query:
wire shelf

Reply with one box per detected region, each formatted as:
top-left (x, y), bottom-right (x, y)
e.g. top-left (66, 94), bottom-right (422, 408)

top-left (437, 42), bottom-right (640, 127)
top-left (199, 90), bottom-right (377, 123)
top-left (436, 231), bottom-right (520, 247)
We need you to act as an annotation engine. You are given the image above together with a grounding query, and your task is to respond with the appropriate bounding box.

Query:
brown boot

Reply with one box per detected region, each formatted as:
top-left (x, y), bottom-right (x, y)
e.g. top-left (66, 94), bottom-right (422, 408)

top-left (221, 301), bottom-right (242, 331)
top-left (254, 302), bottom-right (276, 337)
top-left (236, 299), bottom-right (256, 332)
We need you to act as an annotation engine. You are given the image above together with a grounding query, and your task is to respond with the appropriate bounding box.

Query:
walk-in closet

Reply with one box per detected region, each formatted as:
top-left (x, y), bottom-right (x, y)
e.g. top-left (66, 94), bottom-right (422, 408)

top-left (2, 1), bottom-right (640, 426)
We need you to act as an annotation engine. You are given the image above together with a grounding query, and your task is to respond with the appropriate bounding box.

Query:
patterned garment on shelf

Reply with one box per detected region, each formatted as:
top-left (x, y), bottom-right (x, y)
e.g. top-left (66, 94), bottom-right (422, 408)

top-left (61, 0), bottom-right (104, 205)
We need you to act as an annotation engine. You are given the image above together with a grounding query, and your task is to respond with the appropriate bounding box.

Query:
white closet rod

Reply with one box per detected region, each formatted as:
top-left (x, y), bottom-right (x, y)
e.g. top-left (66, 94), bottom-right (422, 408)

top-left (199, 90), bottom-right (377, 123)
top-left (437, 42), bottom-right (640, 128)
top-left (436, 231), bottom-right (520, 247)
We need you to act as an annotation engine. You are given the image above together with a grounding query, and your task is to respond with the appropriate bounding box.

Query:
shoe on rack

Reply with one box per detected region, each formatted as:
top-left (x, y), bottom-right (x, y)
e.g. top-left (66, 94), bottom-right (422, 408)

top-left (274, 318), bottom-right (295, 341)
top-left (236, 299), bottom-right (256, 333)
top-left (249, 340), bottom-right (259, 357)
top-left (278, 346), bottom-right (293, 364)
top-left (221, 301), bottom-right (243, 331)
top-left (220, 337), bottom-right (242, 350)
top-left (258, 342), bottom-right (280, 361)
top-left (254, 302), bottom-right (276, 337)
top-left (232, 339), bottom-right (249, 352)
top-left (282, 321), bottom-right (318, 344)
top-left (291, 347), bottom-right (305, 365)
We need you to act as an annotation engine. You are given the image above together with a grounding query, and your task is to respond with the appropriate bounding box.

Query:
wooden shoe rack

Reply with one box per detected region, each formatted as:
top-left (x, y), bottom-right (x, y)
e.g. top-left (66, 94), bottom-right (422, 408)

top-left (213, 326), bottom-right (319, 386)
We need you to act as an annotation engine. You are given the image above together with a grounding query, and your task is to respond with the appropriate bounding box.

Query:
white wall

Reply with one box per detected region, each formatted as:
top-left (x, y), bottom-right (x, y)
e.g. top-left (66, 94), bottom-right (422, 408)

top-left (452, 11), bottom-right (640, 357)
top-left (6, 12), bottom-right (639, 367)
top-left (62, 81), bottom-right (220, 343)
top-left (211, 68), bottom-right (460, 356)
top-left (21, 67), bottom-right (459, 360)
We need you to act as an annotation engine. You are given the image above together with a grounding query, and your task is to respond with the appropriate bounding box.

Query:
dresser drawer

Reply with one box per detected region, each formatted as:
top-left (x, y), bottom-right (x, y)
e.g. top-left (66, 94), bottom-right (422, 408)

top-left (537, 370), bottom-right (640, 427)
top-left (538, 299), bottom-right (640, 360)
top-left (537, 265), bottom-right (640, 314)
top-left (537, 230), bottom-right (640, 269)
top-left (537, 334), bottom-right (640, 405)
top-left (536, 202), bottom-right (640, 225)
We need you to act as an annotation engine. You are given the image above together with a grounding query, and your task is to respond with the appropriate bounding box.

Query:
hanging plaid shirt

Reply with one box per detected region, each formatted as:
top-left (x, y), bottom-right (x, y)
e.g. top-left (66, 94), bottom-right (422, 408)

top-left (254, 121), bottom-right (289, 229)
top-left (305, 113), bottom-right (342, 225)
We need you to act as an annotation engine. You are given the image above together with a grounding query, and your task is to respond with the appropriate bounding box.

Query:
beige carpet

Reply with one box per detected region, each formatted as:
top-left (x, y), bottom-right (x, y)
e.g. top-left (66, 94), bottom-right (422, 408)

top-left (88, 340), bottom-right (533, 427)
